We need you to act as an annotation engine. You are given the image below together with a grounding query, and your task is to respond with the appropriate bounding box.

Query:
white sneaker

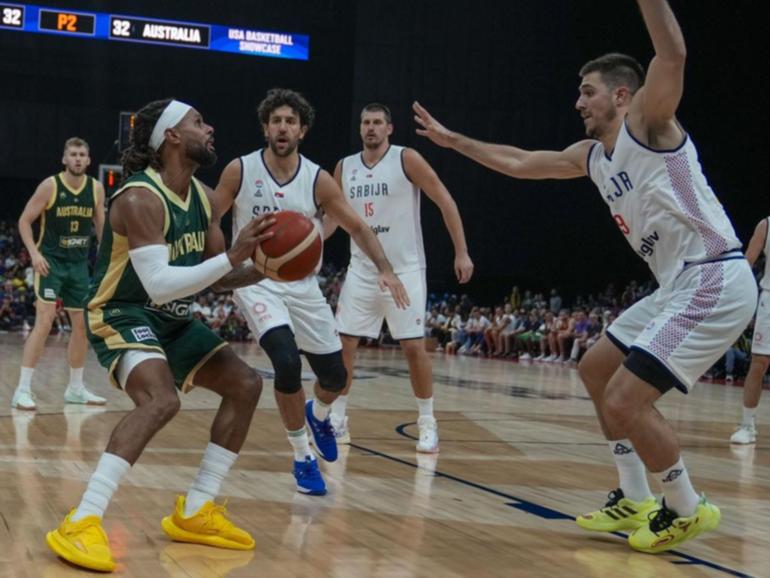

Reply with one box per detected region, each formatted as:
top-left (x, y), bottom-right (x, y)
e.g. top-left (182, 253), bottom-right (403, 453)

top-left (11, 389), bottom-right (36, 410)
top-left (545, 354), bottom-right (558, 362)
top-left (730, 424), bottom-right (757, 445)
top-left (534, 354), bottom-right (545, 361)
top-left (519, 353), bottom-right (532, 361)
top-left (416, 416), bottom-right (439, 453)
top-left (64, 386), bottom-right (107, 405)
top-left (331, 415), bottom-right (350, 444)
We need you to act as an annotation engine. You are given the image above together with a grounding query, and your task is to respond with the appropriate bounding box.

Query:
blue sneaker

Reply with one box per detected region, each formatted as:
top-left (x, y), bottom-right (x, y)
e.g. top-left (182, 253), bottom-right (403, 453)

top-left (293, 457), bottom-right (327, 496)
top-left (305, 400), bottom-right (338, 462)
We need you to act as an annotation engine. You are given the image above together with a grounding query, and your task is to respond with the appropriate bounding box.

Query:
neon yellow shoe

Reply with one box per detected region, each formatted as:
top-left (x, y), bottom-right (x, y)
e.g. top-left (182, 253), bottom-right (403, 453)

top-left (628, 496), bottom-right (720, 554)
top-left (161, 496), bottom-right (255, 550)
top-left (576, 489), bottom-right (659, 532)
top-left (46, 509), bottom-right (116, 572)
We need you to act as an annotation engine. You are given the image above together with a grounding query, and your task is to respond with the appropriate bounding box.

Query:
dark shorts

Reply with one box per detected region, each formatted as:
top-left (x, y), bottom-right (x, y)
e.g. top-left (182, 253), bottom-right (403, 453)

top-left (34, 256), bottom-right (89, 309)
top-left (86, 303), bottom-right (226, 391)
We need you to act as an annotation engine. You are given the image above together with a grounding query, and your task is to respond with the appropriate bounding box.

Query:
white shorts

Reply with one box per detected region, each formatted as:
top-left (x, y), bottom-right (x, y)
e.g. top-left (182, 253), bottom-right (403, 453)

top-left (606, 258), bottom-right (756, 392)
top-left (336, 268), bottom-right (426, 340)
top-left (751, 290), bottom-right (770, 355)
top-left (234, 277), bottom-right (341, 355)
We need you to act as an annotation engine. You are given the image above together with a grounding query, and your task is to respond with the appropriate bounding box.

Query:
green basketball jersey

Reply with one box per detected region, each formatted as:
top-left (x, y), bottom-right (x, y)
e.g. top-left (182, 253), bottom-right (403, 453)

top-left (37, 173), bottom-right (96, 261)
top-left (87, 167), bottom-right (212, 319)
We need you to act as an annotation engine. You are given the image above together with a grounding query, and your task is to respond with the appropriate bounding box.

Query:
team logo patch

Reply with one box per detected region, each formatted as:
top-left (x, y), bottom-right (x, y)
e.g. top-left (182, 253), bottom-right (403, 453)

top-left (44, 288), bottom-right (56, 299)
top-left (350, 168), bottom-right (358, 182)
top-left (131, 326), bottom-right (156, 342)
top-left (254, 179), bottom-right (263, 197)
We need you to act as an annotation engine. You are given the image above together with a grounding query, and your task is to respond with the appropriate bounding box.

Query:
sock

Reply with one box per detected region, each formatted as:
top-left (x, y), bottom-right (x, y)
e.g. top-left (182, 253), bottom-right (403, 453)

top-left (287, 427), bottom-right (313, 461)
top-left (609, 439), bottom-right (652, 502)
top-left (742, 406), bottom-right (757, 428)
top-left (331, 395), bottom-right (348, 420)
top-left (655, 457), bottom-right (700, 517)
top-left (72, 453), bottom-right (131, 521)
top-left (417, 396), bottom-right (434, 419)
top-left (311, 398), bottom-right (331, 422)
top-left (17, 367), bottom-right (34, 393)
top-left (184, 442), bottom-right (238, 517)
top-left (68, 367), bottom-right (85, 392)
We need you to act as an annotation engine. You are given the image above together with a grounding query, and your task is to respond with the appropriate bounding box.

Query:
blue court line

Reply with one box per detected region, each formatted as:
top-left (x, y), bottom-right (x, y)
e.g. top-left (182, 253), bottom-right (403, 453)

top-left (343, 423), bottom-right (754, 578)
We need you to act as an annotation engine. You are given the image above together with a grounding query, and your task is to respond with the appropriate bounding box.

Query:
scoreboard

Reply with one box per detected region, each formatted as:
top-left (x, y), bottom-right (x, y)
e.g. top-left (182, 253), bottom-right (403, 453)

top-left (0, 3), bottom-right (310, 60)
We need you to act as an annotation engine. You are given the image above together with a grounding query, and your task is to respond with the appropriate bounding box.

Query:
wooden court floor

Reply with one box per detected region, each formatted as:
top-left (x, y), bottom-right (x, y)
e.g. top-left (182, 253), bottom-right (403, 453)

top-left (0, 332), bottom-right (767, 578)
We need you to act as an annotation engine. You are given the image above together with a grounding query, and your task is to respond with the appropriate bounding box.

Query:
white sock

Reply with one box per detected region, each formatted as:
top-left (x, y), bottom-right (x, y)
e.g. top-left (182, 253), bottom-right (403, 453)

top-left (609, 439), bottom-right (653, 502)
top-left (331, 395), bottom-right (348, 420)
top-left (655, 457), bottom-right (700, 517)
top-left (742, 406), bottom-right (757, 428)
top-left (17, 367), bottom-right (34, 393)
top-left (287, 427), bottom-right (313, 461)
top-left (312, 398), bottom-right (331, 422)
top-left (185, 442), bottom-right (238, 517)
top-left (68, 367), bottom-right (85, 391)
top-left (72, 453), bottom-right (131, 521)
top-left (417, 397), bottom-right (434, 419)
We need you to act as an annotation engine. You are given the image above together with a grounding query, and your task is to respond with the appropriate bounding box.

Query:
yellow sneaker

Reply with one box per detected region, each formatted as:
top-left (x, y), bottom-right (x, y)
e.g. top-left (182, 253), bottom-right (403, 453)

top-left (161, 496), bottom-right (255, 550)
top-left (628, 496), bottom-right (720, 554)
top-left (46, 509), bottom-right (116, 572)
top-left (576, 489), bottom-right (659, 532)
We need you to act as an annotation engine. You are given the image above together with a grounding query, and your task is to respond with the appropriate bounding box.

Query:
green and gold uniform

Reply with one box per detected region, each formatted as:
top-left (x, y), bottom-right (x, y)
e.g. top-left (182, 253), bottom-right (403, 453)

top-left (86, 167), bottom-right (225, 391)
top-left (35, 172), bottom-right (97, 309)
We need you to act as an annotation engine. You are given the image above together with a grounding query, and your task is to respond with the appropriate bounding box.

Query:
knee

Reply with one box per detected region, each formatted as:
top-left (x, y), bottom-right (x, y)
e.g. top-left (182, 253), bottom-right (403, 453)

top-left (602, 387), bottom-right (638, 428)
top-left (273, 351), bottom-right (302, 394)
top-left (148, 393), bottom-right (181, 425)
top-left (234, 367), bottom-right (263, 405)
top-left (310, 352), bottom-right (347, 393)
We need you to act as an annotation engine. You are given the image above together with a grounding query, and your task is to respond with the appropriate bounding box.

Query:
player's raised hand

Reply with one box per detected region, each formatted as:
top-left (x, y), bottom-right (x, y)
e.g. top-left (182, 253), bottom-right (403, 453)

top-left (31, 250), bottom-right (50, 277)
top-left (227, 214), bottom-right (275, 265)
top-left (413, 101), bottom-right (454, 148)
top-left (378, 271), bottom-right (411, 310)
top-left (455, 252), bottom-right (474, 284)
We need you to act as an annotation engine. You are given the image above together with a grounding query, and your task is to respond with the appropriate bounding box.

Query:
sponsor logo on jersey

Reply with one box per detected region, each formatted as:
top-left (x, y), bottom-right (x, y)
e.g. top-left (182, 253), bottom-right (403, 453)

top-left (146, 299), bottom-right (192, 318)
top-left (370, 224), bottom-right (390, 235)
top-left (131, 326), bottom-right (156, 341)
top-left (636, 231), bottom-right (659, 259)
top-left (59, 236), bottom-right (90, 249)
top-left (275, 191), bottom-right (284, 198)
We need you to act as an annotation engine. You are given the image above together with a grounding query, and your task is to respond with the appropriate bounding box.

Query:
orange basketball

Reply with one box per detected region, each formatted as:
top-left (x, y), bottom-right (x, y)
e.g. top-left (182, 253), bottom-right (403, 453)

top-left (253, 211), bottom-right (322, 281)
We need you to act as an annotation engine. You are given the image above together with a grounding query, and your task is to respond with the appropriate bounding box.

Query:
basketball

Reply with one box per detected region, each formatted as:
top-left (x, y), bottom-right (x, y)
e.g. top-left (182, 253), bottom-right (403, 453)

top-left (253, 210), bottom-right (322, 281)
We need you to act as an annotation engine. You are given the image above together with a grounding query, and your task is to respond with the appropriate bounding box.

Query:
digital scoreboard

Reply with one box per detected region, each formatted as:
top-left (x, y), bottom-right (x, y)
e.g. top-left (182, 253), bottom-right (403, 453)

top-left (0, 3), bottom-right (309, 60)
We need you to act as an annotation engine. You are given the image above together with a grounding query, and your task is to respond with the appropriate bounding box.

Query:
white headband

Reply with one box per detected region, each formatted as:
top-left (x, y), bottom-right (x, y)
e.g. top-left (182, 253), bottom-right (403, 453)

top-left (149, 100), bottom-right (193, 150)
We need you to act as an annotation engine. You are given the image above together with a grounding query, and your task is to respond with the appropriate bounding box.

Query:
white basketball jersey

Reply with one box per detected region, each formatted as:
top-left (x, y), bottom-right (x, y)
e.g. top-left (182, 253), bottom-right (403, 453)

top-left (340, 145), bottom-right (425, 276)
top-left (233, 149), bottom-right (323, 286)
top-left (588, 121), bottom-right (741, 289)
top-left (761, 217), bottom-right (770, 291)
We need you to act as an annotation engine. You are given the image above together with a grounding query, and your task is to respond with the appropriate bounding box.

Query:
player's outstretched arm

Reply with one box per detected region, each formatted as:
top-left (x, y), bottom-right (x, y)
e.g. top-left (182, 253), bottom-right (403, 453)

top-left (413, 101), bottom-right (590, 180)
top-left (745, 219), bottom-right (768, 267)
top-left (18, 177), bottom-right (55, 277)
top-left (316, 170), bottom-right (410, 309)
top-left (402, 148), bottom-right (473, 283)
top-left (630, 0), bottom-right (686, 129)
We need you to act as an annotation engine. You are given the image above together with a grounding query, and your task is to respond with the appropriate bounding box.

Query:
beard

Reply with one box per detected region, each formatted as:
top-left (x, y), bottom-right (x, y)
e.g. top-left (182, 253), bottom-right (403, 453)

top-left (185, 139), bottom-right (217, 167)
top-left (267, 136), bottom-right (299, 158)
top-left (586, 106), bottom-right (617, 139)
top-left (65, 166), bottom-right (87, 177)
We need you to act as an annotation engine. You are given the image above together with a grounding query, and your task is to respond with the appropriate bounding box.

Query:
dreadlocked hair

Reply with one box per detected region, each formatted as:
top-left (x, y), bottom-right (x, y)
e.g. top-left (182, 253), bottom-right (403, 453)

top-left (120, 98), bottom-right (173, 184)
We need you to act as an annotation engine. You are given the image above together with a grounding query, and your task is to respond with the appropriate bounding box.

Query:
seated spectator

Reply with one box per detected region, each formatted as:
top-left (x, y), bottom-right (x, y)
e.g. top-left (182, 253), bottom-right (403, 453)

top-left (570, 310), bottom-right (601, 363)
top-left (535, 311), bottom-right (556, 360)
top-left (514, 309), bottom-right (543, 360)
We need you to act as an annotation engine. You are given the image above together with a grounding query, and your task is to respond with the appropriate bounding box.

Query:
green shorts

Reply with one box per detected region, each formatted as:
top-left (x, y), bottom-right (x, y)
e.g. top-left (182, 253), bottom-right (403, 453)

top-left (34, 256), bottom-right (89, 310)
top-left (518, 331), bottom-right (543, 343)
top-left (86, 303), bottom-right (226, 392)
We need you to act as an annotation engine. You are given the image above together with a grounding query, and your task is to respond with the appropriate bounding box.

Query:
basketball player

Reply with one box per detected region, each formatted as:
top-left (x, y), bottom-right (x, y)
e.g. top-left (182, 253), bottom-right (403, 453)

top-left (46, 99), bottom-right (275, 572)
top-left (730, 217), bottom-right (768, 444)
top-left (13, 138), bottom-right (106, 410)
top-left (325, 103), bottom-right (473, 452)
top-left (414, 0), bottom-right (755, 553)
top-left (212, 89), bottom-right (408, 496)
